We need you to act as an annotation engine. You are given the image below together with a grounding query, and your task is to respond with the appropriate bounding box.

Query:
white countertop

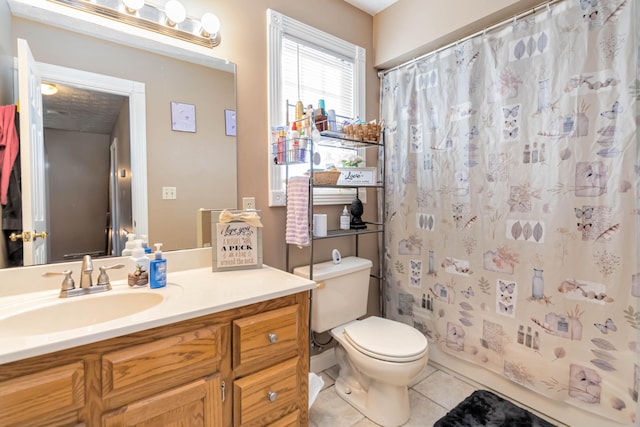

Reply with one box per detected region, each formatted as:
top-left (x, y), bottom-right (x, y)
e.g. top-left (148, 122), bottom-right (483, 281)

top-left (0, 264), bottom-right (315, 364)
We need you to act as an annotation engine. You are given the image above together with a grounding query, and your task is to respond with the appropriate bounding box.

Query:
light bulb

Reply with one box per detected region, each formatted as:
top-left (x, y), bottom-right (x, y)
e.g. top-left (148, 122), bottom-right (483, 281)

top-left (200, 12), bottom-right (220, 37)
top-left (122, 0), bottom-right (144, 14)
top-left (41, 82), bottom-right (58, 96)
top-left (164, 0), bottom-right (186, 26)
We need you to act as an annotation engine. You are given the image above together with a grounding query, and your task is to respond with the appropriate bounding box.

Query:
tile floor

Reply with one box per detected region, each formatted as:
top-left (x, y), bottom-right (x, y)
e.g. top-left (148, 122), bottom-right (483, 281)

top-left (309, 363), bottom-right (478, 427)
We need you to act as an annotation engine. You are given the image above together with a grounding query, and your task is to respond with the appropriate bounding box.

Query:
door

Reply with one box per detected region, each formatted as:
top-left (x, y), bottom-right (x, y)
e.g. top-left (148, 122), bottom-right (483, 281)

top-left (17, 38), bottom-right (48, 266)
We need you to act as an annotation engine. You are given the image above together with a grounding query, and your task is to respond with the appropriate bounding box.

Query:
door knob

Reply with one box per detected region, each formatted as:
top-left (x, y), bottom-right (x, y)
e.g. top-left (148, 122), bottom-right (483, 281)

top-left (9, 231), bottom-right (31, 242)
top-left (33, 231), bottom-right (48, 240)
top-left (9, 231), bottom-right (48, 242)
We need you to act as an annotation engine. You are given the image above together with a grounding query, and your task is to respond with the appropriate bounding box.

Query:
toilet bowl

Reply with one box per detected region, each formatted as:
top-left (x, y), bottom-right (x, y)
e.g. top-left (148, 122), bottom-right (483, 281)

top-left (331, 316), bottom-right (428, 427)
top-left (293, 257), bottom-right (429, 426)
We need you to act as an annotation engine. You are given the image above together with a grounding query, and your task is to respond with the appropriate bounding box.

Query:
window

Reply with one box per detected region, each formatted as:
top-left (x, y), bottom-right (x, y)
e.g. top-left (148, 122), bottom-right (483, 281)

top-left (267, 9), bottom-right (366, 206)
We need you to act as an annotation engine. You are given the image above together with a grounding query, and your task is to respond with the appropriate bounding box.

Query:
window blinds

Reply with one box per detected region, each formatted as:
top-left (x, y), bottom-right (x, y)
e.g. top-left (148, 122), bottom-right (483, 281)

top-left (281, 35), bottom-right (354, 120)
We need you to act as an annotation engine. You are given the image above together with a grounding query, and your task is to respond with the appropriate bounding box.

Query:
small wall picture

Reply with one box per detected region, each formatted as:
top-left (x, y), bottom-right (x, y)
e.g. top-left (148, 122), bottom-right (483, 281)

top-left (171, 101), bottom-right (196, 133)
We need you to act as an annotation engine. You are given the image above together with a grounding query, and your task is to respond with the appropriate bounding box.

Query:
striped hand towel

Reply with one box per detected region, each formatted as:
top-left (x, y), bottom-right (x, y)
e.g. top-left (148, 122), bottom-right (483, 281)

top-left (286, 176), bottom-right (310, 247)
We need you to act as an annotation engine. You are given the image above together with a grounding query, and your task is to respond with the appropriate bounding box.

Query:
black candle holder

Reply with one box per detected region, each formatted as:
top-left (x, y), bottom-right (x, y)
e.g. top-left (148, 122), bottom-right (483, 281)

top-left (350, 195), bottom-right (367, 229)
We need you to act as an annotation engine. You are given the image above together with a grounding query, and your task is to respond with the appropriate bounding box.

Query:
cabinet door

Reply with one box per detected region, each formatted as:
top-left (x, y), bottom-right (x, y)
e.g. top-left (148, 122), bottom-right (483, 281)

top-left (102, 375), bottom-right (223, 427)
top-left (0, 362), bottom-right (84, 427)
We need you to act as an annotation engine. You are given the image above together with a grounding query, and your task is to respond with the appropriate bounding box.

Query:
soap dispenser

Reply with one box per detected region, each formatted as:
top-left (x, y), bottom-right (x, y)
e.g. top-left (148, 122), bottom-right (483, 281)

top-left (340, 205), bottom-right (350, 230)
top-left (122, 233), bottom-right (136, 257)
top-left (150, 243), bottom-right (167, 289)
top-left (140, 234), bottom-right (152, 254)
top-left (128, 241), bottom-right (149, 287)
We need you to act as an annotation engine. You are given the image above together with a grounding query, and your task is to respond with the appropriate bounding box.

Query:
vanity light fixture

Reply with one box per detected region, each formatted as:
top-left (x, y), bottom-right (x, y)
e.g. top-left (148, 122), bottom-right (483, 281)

top-left (46, 0), bottom-right (222, 48)
top-left (41, 82), bottom-right (58, 95)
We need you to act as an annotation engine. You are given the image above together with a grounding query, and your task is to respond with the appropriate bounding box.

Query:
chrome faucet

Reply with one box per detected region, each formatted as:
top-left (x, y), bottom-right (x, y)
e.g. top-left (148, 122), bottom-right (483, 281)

top-left (44, 255), bottom-right (125, 298)
top-left (79, 255), bottom-right (94, 288)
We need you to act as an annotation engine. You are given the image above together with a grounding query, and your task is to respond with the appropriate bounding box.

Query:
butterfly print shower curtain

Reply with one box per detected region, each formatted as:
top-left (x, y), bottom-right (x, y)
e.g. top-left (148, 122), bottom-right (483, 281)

top-left (380, 0), bottom-right (638, 424)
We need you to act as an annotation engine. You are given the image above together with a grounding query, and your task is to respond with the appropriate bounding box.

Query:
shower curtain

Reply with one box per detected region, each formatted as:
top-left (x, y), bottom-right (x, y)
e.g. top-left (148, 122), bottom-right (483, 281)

top-left (380, 0), bottom-right (638, 424)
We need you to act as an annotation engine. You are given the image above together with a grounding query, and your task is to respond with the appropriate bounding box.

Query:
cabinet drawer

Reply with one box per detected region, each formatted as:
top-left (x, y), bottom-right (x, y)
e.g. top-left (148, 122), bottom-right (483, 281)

top-left (233, 358), bottom-right (299, 427)
top-left (102, 324), bottom-right (227, 400)
top-left (0, 361), bottom-right (84, 426)
top-left (233, 305), bottom-right (299, 372)
top-left (266, 410), bottom-right (300, 427)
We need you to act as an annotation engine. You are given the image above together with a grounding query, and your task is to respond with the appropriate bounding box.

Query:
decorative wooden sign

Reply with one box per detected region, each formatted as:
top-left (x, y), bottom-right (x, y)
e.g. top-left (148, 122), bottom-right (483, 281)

top-left (337, 167), bottom-right (378, 186)
top-left (211, 210), bottom-right (263, 272)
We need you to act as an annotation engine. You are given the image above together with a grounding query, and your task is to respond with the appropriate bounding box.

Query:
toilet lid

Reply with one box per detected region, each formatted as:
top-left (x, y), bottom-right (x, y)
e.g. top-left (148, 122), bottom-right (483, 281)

top-left (343, 316), bottom-right (428, 362)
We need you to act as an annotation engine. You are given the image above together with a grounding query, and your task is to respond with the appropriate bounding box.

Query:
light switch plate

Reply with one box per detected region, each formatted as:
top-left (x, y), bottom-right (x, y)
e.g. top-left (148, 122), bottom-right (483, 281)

top-left (162, 186), bottom-right (177, 200)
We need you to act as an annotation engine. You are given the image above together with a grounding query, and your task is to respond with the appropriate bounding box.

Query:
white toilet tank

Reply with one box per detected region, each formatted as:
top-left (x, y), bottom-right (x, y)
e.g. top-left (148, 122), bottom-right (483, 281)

top-left (294, 256), bottom-right (373, 333)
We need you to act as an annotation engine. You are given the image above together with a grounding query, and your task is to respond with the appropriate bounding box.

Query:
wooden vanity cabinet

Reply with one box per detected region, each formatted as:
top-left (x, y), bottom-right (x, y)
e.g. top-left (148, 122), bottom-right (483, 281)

top-left (232, 303), bottom-right (309, 426)
top-left (0, 291), bottom-right (309, 427)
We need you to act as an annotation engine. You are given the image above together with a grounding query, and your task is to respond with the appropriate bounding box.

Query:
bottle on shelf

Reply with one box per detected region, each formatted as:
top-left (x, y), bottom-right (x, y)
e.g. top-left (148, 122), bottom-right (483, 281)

top-left (290, 121), bottom-right (300, 162)
top-left (295, 100), bottom-right (304, 121)
top-left (340, 205), bottom-right (350, 230)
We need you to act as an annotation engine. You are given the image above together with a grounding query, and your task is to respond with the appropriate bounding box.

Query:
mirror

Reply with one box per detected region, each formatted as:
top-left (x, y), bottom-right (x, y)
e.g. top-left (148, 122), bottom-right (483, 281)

top-left (2, 0), bottom-right (237, 268)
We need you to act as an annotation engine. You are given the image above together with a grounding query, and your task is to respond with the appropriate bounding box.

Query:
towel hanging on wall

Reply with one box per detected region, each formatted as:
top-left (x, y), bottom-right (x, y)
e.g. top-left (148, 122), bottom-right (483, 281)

top-left (285, 176), bottom-right (310, 247)
top-left (0, 105), bottom-right (19, 206)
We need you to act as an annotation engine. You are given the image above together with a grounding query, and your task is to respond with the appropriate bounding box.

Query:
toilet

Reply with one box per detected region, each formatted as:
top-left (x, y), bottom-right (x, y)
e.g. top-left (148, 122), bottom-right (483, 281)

top-left (294, 256), bottom-right (429, 427)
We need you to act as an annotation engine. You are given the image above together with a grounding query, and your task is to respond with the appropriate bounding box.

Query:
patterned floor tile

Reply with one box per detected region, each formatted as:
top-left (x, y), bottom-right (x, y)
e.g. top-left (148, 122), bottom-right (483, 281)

top-left (411, 369), bottom-right (477, 411)
top-left (309, 385), bottom-right (366, 427)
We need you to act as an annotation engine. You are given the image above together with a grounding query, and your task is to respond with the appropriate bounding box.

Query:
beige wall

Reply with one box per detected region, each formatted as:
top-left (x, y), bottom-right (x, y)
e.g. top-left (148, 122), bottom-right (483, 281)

top-left (181, 0), bottom-right (382, 318)
top-left (183, 1), bottom-right (380, 278)
top-left (374, 0), bottom-right (542, 68)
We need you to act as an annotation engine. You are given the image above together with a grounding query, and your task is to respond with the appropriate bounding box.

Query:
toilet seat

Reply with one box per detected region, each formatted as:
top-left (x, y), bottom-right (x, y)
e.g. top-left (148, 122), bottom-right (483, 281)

top-left (342, 316), bottom-right (428, 362)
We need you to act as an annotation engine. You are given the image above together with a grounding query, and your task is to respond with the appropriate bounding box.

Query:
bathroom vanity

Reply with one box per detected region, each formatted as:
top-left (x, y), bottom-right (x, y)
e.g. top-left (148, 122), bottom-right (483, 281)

top-left (0, 249), bottom-right (314, 427)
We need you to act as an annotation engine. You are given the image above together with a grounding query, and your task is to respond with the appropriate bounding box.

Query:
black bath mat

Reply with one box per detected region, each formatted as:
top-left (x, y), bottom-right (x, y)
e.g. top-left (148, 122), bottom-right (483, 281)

top-left (434, 390), bottom-right (557, 427)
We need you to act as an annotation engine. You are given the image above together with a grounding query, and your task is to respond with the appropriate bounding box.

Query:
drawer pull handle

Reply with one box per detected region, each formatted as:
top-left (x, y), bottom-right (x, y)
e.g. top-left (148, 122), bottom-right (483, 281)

top-left (267, 391), bottom-right (278, 402)
top-left (268, 333), bottom-right (278, 343)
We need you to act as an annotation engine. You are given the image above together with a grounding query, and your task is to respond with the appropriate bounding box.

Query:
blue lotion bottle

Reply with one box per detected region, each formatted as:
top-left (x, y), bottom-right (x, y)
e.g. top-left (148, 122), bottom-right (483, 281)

top-left (150, 243), bottom-right (167, 289)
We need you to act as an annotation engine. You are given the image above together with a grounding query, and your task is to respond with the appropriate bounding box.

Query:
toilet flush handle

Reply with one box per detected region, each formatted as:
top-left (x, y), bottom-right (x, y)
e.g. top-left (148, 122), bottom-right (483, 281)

top-left (268, 333), bottom-right (278, 343)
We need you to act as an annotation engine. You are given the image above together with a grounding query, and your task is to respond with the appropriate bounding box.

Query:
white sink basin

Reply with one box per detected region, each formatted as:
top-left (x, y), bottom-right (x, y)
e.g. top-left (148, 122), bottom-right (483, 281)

top-left (0, 290), bottom-right (167, 336)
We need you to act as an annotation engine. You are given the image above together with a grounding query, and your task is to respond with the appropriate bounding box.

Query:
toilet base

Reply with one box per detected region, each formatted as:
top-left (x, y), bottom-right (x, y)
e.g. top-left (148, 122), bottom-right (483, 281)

top-left (334, 375), bottom-right (410, 427)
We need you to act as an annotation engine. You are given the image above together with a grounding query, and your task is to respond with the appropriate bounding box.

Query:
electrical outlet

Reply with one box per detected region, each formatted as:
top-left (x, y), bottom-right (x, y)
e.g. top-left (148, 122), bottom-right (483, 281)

top-left (243, 197), bottom-right (256, 210)
top-left (162, 186), bottom-right (177, 200)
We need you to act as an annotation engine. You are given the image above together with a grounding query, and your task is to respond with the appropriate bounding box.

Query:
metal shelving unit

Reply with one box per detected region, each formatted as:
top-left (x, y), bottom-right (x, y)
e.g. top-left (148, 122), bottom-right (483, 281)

top-left (279, 126), bottom-right (385, 282)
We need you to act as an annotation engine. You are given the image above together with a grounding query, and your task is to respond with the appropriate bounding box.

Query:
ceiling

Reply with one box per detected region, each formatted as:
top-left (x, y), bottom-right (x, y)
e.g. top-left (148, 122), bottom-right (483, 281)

top-left (42, 82), bottom-right (125, 134)
top-left (344, 0), bottom-right (399, 15)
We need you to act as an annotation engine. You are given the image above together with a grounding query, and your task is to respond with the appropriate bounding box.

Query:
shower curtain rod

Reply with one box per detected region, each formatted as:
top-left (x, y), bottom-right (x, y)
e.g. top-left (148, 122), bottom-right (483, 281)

top-left (378, 0), bottom-right (561, 77)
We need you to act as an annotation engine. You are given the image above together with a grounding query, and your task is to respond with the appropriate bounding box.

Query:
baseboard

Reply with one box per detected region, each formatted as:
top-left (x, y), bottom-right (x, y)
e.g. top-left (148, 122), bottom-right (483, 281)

top-left (310, 347), bottom-right (336, 373)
